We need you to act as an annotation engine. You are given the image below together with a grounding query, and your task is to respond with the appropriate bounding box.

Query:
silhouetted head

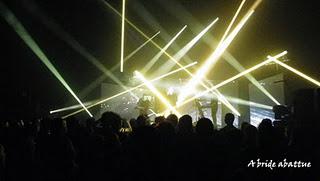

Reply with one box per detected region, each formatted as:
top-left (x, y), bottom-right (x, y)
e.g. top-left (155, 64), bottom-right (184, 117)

top-left (136, 115), bottom-right (149, 128)
top-left (243, 124), bottom-right (258, 148)
top-left (154, 116), bottom-right (165, 125)
top-left (0, 144), bottom-right (5, 166)
top-left (196, 118), bottom-right (214, 136)
top-left (156, 121), bottom-right (175, 139)
top-left (177, 114), bottom-right (193, 135)
top-left (241, 122), bottom-right (250, 131)
top-left (51, 118), bottom-right (66, 135)
top-left (100, 111), bottom-right (122, 134)
top-left (224, 113), bottom-right (235, 126)
top-left (65, 116), bottom-right (79, 128)
top-left (166, 114), bottom-right (178, 128)
top-left (258, 118), bottom-right (273, 131)
top-left (86, 117), bottom-right (95, 128)
top-left (25, 120), bottom-right (38, 137)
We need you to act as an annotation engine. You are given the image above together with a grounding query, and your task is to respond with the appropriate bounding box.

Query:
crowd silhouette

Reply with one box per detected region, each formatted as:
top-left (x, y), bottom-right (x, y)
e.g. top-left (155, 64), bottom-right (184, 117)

top-left (0, 109), bottom-right (317, 181)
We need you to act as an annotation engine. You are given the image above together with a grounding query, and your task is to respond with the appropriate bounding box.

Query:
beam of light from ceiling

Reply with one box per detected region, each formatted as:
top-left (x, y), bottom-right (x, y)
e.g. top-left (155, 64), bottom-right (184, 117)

top-left (218, 0), bottom-right (247, 45)
top-left (141, 25), bottom-right (187, 73)
top-left (120, 0), bottom-right (126, 72)
top-left (0, 2), bottom-right (93, 117)
top-left (130, 1), bottom-right (198, 73)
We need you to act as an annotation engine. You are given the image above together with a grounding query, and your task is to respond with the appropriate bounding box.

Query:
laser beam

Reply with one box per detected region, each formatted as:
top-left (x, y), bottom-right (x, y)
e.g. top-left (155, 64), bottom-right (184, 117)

top-left (219, 0), bottom-right (246, 44)
top-left (268, 56), bottom-right (320, 87)
top-left (120, 0), bottom-right (126, 72)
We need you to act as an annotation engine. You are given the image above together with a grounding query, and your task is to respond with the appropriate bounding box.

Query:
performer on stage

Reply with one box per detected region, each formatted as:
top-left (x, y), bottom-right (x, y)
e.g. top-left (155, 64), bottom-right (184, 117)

top-left (210, 99), bottom-right (218, 127)
top-left (136, 94), bottom-right (151, 116)
top-left (195, 98), bottom-right (204, 118)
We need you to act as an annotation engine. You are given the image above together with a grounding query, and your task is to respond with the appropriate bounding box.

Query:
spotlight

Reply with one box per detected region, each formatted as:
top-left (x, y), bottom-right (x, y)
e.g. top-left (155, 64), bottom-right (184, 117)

top-left (120, 0), bottom-right (126, 72)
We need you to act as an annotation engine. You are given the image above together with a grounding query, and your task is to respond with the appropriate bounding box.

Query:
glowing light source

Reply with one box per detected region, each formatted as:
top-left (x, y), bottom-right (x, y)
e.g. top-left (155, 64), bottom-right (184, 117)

top-left (50, 101), bottom-right (95, 114)
top-left (135, 71), bottom-right (181, 117)
top-left (268, 56), bottom-right (320, 87)
top-left (62, 61), bottom-right (197, 118)
top-left (178, 10), bottom-right (254, 104)
top-left (120, 0), bottom-right (126, 72)
top-left (142, 25), bottom-right (187, 73)
top-left (0, 3), bottom-right (93, 117)
top-left (170, 51), bottom-right (288, 111)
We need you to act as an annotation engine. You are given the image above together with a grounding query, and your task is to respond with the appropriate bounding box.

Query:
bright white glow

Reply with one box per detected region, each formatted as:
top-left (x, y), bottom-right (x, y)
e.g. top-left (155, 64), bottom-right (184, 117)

top-left (120, 0), bottom-right (126, 72)
top-left (268, 56), bottom-right (320, 87)
top-left (50, 101), bottom-right (94, 114)
top-left (170, 51), bottom-right (288, 112)
top-left (219, 0), bottom-right (246, 44)
top-left (178, 10), bottom-right (254, 104)
top-left (135, 71), bottom-right (181, 117)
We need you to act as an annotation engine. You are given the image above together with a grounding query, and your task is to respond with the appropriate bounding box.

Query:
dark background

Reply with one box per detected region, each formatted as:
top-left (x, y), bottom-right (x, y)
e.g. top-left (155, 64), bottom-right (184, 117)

top-left (1, 0), bottom-right (319, 119)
